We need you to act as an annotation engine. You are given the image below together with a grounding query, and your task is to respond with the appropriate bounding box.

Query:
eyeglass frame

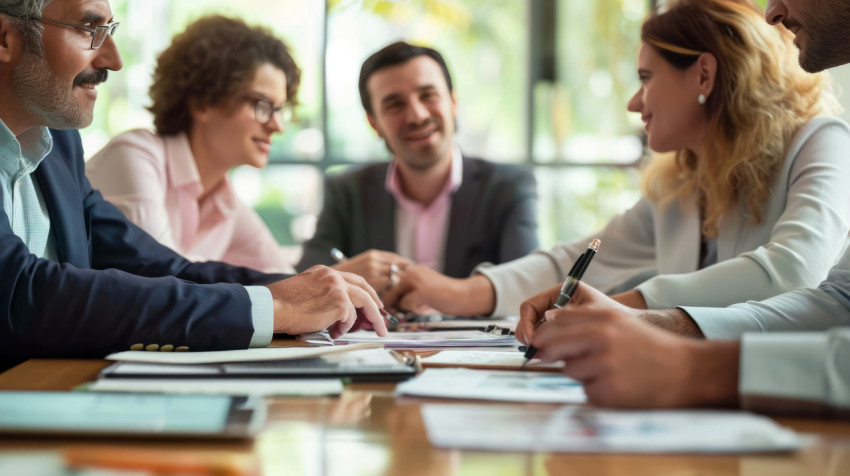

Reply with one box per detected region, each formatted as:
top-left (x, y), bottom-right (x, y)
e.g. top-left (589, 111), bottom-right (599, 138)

top-left (243, 95), bottom-right (294, 126)
top-left (3, 14), bottom-right (119, 50)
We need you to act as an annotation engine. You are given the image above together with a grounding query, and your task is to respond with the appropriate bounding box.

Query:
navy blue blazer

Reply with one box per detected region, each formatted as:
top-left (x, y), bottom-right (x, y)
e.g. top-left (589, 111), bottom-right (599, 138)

top-left (297, 157), bottom-right (539, 278)
top-left (0, 129), bottom-right (287, 358)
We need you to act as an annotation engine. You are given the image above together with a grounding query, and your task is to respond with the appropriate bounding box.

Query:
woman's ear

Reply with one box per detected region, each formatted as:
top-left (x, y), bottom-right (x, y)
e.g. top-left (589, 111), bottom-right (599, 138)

top-left (696, 52), bottom-right (718, 99)
top-left (188, 99), bottom-right (208, 123)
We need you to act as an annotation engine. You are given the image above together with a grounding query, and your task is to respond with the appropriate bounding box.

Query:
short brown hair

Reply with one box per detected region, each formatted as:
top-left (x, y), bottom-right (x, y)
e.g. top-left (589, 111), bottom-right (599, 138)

top-left (148, 15), bottom-right (300, 135)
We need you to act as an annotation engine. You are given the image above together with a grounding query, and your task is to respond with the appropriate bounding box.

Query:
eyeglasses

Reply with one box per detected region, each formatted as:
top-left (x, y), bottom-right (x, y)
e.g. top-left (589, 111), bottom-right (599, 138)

top-left (244, 96), bottom-right (294, 126)
top-left (7, 15), bottom-right (119, 50)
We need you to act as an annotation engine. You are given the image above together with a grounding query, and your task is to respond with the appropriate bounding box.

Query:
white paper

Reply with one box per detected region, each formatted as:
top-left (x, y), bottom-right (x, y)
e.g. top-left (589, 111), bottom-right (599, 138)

top-left (421, 404), bottom-right (801, 453)
top-left (394, 318), bottom-right (518, 331)
top-left (301, 330), bottom-right (518, 348)
top-left (421, 350), bottom-right (564, 370)
top-left (106, 342), bottom-right (383, 364)
top-left (395, 368), bottom-right (586, 403)
top-left (87, 378), bottom-right (343, 397)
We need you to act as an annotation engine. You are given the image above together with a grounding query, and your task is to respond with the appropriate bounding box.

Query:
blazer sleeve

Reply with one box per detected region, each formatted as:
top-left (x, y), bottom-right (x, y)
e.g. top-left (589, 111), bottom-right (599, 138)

top-left (636, 119), bottom-right (850, 308)
top-left (296, 173), bottom-right (349, 271)
top-left (0, 130), bottom-right (287, 358)
top-left (478, 196), bottom-right (659, 316)
top-left (495, 166), bottom-right (539, 263)
top-left (683, 246), bottom-right (850, 338)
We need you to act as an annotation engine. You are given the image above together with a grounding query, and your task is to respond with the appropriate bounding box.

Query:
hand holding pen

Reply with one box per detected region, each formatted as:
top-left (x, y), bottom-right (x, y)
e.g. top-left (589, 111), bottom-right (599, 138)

top-left (519, 239), bottom-right (601, 368)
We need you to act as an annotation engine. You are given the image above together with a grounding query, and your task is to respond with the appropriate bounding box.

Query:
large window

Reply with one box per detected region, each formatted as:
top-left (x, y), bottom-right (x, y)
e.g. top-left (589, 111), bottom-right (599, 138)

top-left (84, 0), bottom-right (653, 250)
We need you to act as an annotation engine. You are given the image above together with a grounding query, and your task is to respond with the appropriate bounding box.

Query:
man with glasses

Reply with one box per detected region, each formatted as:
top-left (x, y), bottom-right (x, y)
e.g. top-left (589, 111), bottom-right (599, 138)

top-left (88, 15), bottom-right (301, 275)
top-left (0, 0), bottom-right (387, 363)
top-left (297, 42), bottom-right (539, 296)
top-left (521, 0), bottom-right (850, 416)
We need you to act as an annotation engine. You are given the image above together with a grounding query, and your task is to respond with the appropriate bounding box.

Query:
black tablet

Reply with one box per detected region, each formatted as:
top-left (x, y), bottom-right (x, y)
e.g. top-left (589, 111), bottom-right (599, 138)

top-left (0, 392), bottom-right (265, 439)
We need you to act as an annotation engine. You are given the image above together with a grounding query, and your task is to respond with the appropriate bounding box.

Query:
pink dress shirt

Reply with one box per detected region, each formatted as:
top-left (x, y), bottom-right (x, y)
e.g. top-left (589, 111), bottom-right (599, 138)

top-left (385, 147), bottom-right (463, 272)
top-left (86, 129), bottom-right (293, 273)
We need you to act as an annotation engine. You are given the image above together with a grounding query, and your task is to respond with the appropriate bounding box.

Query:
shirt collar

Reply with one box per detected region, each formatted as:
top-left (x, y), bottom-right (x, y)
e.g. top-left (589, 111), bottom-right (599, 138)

top-left (165, 131), bottom-right (239, 215)
top-left (0, 119), bottom-right (53, 177)
top-left (385, 145), bottom-right (463, 209)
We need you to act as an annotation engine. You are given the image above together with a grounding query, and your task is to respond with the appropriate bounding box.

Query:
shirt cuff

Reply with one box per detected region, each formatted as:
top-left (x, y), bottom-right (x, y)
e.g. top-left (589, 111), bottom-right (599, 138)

top-left (244, 286), bottom-right (273, 348)
top-left (475, 252), bottom-right (560, 317)
top-left (679, 305), bottom-right (764, 340)
top-left (739, 332), bottom-right (829, 403)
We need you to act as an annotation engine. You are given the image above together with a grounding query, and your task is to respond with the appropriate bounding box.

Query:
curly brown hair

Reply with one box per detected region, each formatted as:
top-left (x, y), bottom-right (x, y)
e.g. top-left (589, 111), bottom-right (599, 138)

top-left (148, 15), bottom-right (301, 135)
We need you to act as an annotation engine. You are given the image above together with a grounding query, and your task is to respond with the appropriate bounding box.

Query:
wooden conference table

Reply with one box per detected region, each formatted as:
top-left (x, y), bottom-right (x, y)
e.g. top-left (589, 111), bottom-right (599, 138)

top-left (1, 340), bottom-right (850, 475)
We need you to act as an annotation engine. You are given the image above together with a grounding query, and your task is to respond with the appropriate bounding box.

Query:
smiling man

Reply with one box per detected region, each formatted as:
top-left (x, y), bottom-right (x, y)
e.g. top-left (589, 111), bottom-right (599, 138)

top-left (0, 0), bottom-right (387, 362)
top-left (297, 42), bottom-right (539, 292)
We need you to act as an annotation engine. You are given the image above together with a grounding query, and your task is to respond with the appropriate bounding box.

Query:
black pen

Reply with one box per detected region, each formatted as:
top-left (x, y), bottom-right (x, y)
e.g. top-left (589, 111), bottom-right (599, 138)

top-left (521, 239), bottom-right (601, 368)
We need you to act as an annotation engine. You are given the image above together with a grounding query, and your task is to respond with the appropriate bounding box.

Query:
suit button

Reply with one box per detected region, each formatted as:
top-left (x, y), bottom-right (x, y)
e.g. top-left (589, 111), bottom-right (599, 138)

top-left (145, 344), bottom-right (159, 351)
top-left (130, 343), bottom-right (144, 351)
top-left (160, 345), bottom-right (174, 352)
top-left (175, 346), bottom-right (190, 352)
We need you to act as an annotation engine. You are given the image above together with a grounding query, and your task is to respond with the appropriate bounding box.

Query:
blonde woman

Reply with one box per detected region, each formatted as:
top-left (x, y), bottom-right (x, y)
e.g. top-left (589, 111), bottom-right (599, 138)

top-left (383, 0), bottom-right (850, 328)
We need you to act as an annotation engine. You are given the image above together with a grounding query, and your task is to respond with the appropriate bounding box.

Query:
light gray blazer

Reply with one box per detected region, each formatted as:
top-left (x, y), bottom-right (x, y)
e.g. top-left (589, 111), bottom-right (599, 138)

top-left (480, 116), bottom-right (850, 316)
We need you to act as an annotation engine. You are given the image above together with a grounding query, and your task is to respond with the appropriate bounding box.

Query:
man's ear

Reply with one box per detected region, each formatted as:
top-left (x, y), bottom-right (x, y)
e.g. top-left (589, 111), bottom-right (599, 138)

top-left (367, 113), bottom-right (383, 139)
top-left (0, 15), bottom-right (21, 63)
top-left (450, 90), bottom-right (458, 118)
top-left (696, 52), bottom-right (718, 99)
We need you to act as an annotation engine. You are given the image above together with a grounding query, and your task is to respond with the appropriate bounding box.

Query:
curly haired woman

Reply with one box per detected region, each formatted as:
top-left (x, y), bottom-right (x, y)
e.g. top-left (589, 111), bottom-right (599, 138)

top-left (87, 15), bottom-right (299, 273)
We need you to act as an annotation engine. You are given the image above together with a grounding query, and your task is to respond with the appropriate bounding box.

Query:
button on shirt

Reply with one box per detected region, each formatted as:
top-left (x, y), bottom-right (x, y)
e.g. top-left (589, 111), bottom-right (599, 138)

top-left (0, 122), bottom-right (56, 261)
top-left (386, 147), bottom-right (463, 272)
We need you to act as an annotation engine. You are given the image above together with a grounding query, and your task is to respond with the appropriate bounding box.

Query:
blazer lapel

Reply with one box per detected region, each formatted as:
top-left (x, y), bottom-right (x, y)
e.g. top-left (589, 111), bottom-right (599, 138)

top-left (658, 196), bottom-right (701, 274)
top-left (716, 202), bottom-right (748, 262)
top-left (444, 157), bottom-right (482, 276)
top-left (35, 151), bottom-right (89, 267)
top-left (361, 164), bottom-right (396, 253)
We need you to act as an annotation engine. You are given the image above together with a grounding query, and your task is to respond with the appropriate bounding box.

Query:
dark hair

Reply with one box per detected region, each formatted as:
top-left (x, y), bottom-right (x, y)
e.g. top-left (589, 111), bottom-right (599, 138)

top-left (148, 15), bottom-right (301, 135)
top-left (358, 41), bottom-right (453, 115)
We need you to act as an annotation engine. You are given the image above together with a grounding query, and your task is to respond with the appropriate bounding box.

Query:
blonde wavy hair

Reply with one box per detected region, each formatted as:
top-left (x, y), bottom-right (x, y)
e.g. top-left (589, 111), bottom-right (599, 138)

top-left (640, 0), bottom-right (840, 237)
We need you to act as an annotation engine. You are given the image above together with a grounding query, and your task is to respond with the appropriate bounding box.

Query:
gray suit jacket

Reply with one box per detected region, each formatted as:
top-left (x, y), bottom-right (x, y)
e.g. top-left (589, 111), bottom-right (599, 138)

top-left (297, 156), bottom-right (538, 278)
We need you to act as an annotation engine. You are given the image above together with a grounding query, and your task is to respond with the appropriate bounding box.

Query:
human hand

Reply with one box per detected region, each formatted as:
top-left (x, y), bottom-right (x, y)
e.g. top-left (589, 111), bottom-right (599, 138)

top-left (381, 266), bottom-right (496, 317)
top-left (609, 289), bottom-right (648, 309)
top-left (267, 266), bottom-right (388, 339)
top-left (516, 281), bottom-right (633, 345)
top-left (531, 308), bottom-right (740, 408)
top-left (332, 250), bottom-right (413, 291)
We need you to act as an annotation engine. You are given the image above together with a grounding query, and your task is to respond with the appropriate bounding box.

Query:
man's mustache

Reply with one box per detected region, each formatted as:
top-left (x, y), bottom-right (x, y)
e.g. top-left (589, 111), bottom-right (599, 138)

top-left (73, 69), bottom-right (109, 87)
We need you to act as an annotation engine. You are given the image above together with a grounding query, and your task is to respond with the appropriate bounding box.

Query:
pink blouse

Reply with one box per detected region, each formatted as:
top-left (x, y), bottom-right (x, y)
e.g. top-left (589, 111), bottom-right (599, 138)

top-left (86, 129), bottom-right (293, 273)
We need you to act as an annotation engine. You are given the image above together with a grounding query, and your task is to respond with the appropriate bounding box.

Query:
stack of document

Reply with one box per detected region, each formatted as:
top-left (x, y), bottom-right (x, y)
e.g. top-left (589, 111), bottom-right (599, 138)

top-left (421, 404), bottom-right (802, 453)
top-left (420, 350), bottom-right (564, 371)
top-left (88, 344), bottom-right (417, 396)
top-left (301, 330), bottom-right (518, 348)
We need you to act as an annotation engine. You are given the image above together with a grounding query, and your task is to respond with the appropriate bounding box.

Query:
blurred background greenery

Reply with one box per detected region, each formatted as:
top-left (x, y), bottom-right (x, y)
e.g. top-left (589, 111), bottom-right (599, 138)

top-left (82, 0), bottom-right (850, 258)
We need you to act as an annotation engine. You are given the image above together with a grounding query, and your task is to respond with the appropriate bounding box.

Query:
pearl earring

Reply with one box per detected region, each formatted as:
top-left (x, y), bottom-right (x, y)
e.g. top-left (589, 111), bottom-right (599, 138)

top-left (698, 94), bottom-right (706, 104)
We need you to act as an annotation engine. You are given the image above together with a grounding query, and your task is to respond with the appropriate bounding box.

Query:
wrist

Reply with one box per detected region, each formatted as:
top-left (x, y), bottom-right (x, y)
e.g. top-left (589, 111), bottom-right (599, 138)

top-left (465, 275), bottom-right (496, 316)
top-left (683, 340), bottom-right (741, 407)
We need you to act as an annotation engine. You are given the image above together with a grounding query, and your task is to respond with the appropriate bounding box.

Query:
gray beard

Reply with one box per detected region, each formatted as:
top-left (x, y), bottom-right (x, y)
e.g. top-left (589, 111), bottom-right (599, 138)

top-left (12, 52), bottom-right (92, 130)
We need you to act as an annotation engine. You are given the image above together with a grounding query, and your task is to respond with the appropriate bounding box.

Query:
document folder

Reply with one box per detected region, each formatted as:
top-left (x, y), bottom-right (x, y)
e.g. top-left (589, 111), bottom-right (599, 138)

top-left (99, 348), bottom-right (418, 383)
